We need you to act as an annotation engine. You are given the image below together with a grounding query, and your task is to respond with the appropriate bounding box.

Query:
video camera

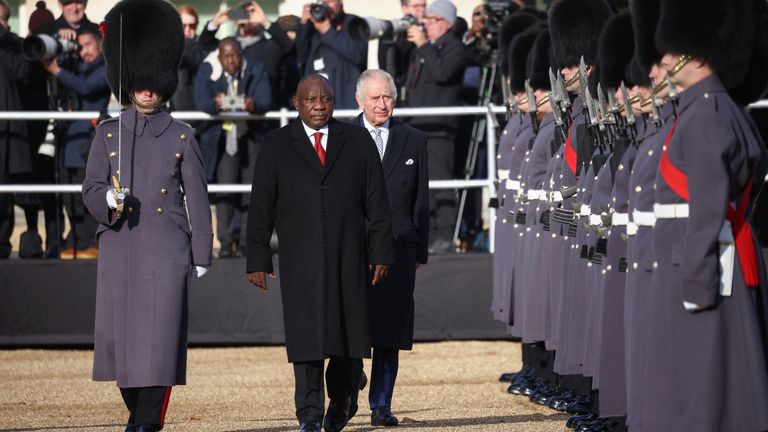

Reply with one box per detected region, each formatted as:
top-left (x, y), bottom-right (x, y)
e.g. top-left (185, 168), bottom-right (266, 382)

top-left (483, 0), bottom-right (518, 41)
top-left (348, 14), bottom-right (420, 41)
top-left (21, 34), bottom-right (79, 61)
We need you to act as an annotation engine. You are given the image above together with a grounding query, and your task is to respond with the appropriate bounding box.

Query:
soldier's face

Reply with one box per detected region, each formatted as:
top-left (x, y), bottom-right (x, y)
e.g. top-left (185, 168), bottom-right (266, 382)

top-left (218, 42), bottom-right (242, 76)
top-left (534, 89), bottom-right (551, 114)
top-left (294, 78), bottom-right (334, 129)
top-left (561, 66), bottom-right (580, 93)
top-left (515, 91), bottom-right (529, 113)
top-left (133, 90), bottom-right (161, 113)
top-left (356, 76), bottom-right (395, 128)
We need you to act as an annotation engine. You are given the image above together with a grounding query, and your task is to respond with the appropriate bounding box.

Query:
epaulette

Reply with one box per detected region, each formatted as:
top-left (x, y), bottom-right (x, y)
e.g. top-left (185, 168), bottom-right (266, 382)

top-left (98, 117), bottom-right (119, 127)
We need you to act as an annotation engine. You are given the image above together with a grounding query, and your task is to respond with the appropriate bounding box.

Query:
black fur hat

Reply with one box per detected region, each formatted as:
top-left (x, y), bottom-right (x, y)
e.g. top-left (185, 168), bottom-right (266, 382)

top-left (500, 12), bottom-right (542, 77)
top-left (103, 0), bottom-right (184, 103)
top-left (728, 0), bottom-right (768, 104)
top-left (527, 28), bottom-right (551, 91)
top-left (597, 12), bottom-right (635, 89)
top-left (508, 24), bottom-right (542, 93)
top-left (630, 0), bottom-right (660, 75)
top-left (654, 0), bottom-right (753, 89)
top-left (626, 56), bottom-right (648, 88)
top-left (548, 0), bottom-right (613, 68)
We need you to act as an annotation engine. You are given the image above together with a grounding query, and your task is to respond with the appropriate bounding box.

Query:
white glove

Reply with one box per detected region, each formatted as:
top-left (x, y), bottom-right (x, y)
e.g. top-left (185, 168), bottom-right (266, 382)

top-left (683, 301), bottom-right (703, 312)
top-left (192, 265), bottom-right (209, 279)
top-left (106, 188), bottom-right (125, 210)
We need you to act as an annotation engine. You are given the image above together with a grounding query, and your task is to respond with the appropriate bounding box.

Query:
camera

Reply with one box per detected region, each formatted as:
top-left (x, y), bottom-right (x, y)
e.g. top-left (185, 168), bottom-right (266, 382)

top-left (483, 0), bottom-right (518, 40)
top-left (310, 1), bottom-right (328, 22)
top-left (221, 94), bottom-right (246, 111)
top-left (348, 14), bottom-right (420, 41)
top-left (21, 34), bottom-right (79, 61)
top-left (227, 8), bottom-right (250, 21)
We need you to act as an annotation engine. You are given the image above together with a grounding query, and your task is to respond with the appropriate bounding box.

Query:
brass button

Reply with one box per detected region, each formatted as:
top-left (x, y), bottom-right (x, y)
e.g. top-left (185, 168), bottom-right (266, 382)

top-left (106, 132), bottom-right (113, 139)
top-left (109, 151), bottom-right (117, 157)
top-left (180, 133), bottom-right (187, 140)
top-left (128, 207), bottom-right (133, 213)
top-left (157, 208), bottom-right (163, 214)
top-left (161, 188), bottom-right (167, 195)
top-left (115, 170), bottom-right (120, 175)
top-left (171, 171), bottom-right (176, 177)
top-left (175, 153), bottom-right (182, 160)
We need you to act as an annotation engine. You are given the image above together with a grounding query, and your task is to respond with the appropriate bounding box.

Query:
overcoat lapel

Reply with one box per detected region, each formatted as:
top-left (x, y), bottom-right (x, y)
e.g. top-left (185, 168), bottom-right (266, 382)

top-left (322, 119), bottom-right (346, 180)
top-left (289, 119), bottom-right (324, 176)
top-left (381, 120), bottom-right (406, 179)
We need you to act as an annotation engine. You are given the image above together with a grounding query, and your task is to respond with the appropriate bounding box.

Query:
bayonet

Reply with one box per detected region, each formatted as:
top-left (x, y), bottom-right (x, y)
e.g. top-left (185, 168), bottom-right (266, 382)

top-left (667, 73), bottom-right (679, 119)
top-left (650, 89), bottom-right (661, 127)
top-left (578, 56), bottom-right (588, 97)
top-left (620, 82), bottom-right (635, 125)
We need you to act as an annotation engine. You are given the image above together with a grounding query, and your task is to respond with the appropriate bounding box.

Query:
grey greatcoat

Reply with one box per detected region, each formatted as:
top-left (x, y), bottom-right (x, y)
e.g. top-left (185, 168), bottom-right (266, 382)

top-left (82, 107), bottom-right (213, 388)
top-left (246, 119), bottom-right (395, 363)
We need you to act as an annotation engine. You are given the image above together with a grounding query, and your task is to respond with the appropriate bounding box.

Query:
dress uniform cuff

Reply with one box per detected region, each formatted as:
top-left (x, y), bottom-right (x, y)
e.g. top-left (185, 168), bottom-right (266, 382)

top-left (191, 230), bottom-right (213, 266)
top-left (681, 275), bottom-right (718, 311)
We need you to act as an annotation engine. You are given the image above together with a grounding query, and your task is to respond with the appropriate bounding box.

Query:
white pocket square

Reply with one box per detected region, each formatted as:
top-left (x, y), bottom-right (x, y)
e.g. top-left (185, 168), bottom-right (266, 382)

top-left (405, 159), bottom-right (414, 165)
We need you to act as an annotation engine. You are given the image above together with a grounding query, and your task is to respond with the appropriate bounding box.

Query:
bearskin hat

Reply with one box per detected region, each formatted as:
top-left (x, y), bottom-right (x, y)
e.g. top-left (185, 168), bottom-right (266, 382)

top-left (597, 12), bottom-right (635, 89)
top-left (725, 0), bottom-right (768, 105)
top-left (527, 28), bottom-right (552, 91)
top-left (626, 57), bottom-right (648, 88)
top-left (103, 0), bottom-right (184, 103)
top-left (548, 0), bottom-right (613, 68)
top-left (508, 24), bottom-right (543, 93)
top-left (654, 0), bottom-right (753, 89)
top-left (499, 12), bottom-right (542, 77)
top-left (630, 0), bottom-right (660, 75)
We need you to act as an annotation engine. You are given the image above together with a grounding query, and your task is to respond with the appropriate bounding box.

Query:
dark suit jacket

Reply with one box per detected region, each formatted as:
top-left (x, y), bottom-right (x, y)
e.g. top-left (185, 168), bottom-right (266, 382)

top-left (356, 114), bottom-right (429, 349)
top-left (295, 13), bottom-right (368, 109)
top-left (246, 118), bottom-right (394, 362)
top-left (194, 60), bottom-right (272, 181)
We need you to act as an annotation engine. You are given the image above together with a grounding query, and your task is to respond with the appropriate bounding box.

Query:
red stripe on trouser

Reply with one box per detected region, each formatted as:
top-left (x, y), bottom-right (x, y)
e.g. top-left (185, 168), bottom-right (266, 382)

top-left (726, 179), bottom-right (759, 287)
top-left (564, 124), bottom-right (577, 175)
top-left (159, 386), bottom-right (172, 429)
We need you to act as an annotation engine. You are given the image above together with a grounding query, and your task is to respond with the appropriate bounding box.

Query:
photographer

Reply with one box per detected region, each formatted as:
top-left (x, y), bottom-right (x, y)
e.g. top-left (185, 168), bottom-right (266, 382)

top-left (377, 0), bottom-right (426, 103)
top-left (403, 0), bottom-right (468, 253)
top-left (170, 5), bottom-right (211, 113)
top-left (41, 27), bottom-right (110, 259)
top-left (0, 0), bottom-right (33, 259)
top-left (296, 0), bottom-right (367, 109)
top-left (194, 37), bottom-right (271, 258)
top-left (199, 1), bottom-right (293, 109)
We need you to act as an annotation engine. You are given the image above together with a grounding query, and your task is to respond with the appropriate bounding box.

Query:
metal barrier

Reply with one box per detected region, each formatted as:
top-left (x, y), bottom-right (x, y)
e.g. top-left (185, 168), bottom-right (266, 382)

top-left (0, 106), bottom-right (502, 251)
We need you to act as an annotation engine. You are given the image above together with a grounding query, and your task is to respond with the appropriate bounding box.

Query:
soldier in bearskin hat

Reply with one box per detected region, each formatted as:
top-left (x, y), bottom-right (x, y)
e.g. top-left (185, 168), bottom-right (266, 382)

top-left (81, 0), bottom-right (213, 430)
top-left (638, 0), bottom-right (768, 430)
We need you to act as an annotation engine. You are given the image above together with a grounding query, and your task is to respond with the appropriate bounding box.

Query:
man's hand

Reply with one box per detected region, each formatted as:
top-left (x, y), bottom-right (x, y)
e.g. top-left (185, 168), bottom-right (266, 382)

top-left (301, 3), bottom-right (312, 24)
top-left (243, 96), bottom-right (255, 112)
top-left (369, 264), bottom-right (390, 286)
top-left (57, 28), bottom-right (77, 41)
top-left (41, 57), bottom-right (60, 75)
top-left (214, 93), bottom-right (225, 111)
top-left (249, 2), bottom-right (271, 29)
top-left (211, 9), bottom-right (231, 27)
top-left (247, 271), bottom-right (276, 291)
top-left (416, 261), bottom-right (424, 270)
top-left (407, 26), bottom-right (427, 47)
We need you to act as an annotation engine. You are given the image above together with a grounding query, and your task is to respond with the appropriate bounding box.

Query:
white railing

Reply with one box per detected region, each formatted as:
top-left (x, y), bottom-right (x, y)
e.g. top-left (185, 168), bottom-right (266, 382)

top-left (0, 106), bottom-right (502, 251)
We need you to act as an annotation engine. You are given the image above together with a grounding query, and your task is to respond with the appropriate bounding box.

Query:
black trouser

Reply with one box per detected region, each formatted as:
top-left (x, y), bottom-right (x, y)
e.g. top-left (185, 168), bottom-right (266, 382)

top-left (214, 134), bottom-right (260, 252)
top-left (425, 132), bottom-right (457, 244)
top-left (61, 167), bottom-right (97, 250)
top-left (19, 154), bottom-right (64, 255)
top-left (0, 171), bottom-right (15, 258)
top-left (293, 357), bottom-right (356, 424)
top-left (120, 386), bottom-right (172, 428)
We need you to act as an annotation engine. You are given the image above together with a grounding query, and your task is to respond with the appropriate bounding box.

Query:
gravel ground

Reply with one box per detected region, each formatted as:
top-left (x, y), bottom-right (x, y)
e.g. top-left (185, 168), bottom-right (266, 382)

top-left (0, 341), bottom-right (568, 431)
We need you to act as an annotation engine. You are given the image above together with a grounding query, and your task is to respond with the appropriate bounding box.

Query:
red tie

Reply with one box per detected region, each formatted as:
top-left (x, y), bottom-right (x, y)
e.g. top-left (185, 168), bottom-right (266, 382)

top-left (313, 132), bottom-right (325, 166)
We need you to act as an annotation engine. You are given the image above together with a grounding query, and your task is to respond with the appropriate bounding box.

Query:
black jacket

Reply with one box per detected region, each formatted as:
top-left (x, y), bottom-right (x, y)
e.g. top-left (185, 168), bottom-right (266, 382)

top-left (0, 28), bottom-right (31, 175)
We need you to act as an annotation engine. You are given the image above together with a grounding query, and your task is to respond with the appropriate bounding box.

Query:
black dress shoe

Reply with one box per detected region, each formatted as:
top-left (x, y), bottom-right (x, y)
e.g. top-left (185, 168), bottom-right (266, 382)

top-left (299, 421), bottom-right (321, 432)
top-left (125, 423), bottom-right (136, 432)
top-left (137, 425), bottom-right (160, 432)
top-left (348, 371), bottom-right (368, 420)
top-left (371, 406), bottom-right (399, 426)
top-left (565, 396), bottom-right (593, 415)
top-left (566, 413), bottom-right (597, 429)
top-left (576, 418), bottom-right (609, 432)
top-left (323, 398), bottom-right (351, 432)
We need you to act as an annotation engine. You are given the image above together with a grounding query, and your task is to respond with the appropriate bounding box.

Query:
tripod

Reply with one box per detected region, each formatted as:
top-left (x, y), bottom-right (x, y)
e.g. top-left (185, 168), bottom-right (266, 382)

top-left (452, 54), bottom-right (503, 249)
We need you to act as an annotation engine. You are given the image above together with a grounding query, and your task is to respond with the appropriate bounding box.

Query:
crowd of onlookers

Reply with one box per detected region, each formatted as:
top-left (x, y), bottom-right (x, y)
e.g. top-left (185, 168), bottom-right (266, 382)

top-left (0, 0), bottom-right (517, 260)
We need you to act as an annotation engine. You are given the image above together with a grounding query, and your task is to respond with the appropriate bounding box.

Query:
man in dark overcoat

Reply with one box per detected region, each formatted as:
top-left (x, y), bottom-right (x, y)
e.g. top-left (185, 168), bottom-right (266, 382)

top-left (246, 74), bottom-right (394, 432)
top-left (81, 1), bottom-right (213, 431)
top-left (348, 69), bottom-right (428, 427)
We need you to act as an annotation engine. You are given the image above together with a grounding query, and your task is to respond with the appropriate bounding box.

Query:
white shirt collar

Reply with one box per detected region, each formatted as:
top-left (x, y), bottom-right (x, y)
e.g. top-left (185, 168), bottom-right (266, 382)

top-left (301, 120), bottom-right (329, 138)
top-left (362, 116), bottom-right (390, 133)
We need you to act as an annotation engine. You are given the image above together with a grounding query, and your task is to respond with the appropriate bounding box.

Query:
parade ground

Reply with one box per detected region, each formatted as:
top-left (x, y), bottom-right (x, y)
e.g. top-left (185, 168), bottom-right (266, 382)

top-left (0, 341), bottom-right (569, 431)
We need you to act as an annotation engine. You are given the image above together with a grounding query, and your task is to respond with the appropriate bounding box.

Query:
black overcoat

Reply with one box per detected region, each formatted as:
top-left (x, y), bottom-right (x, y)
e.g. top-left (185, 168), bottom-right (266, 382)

top-left (0, 30), bottom-right (31, 175)
top-left (356, 115), bottom-right (429, 350)
top-left (246, 118), bottom-right (395, 363)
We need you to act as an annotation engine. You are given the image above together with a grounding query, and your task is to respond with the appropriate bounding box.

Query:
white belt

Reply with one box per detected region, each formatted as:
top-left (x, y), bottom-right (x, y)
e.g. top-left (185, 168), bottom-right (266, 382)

top-left (506, 179), bottom-right (521, 191)
top-left (626, 222), bottom-right (638, 236)
top-left (589, 214), bottom-right (602, 226)
top-left (580, 204), bottom-right (591, 217)
top-left (653, 203), bottom-right (689, 219)
top-left (632, 210), bottom-right (656, 227)
top-left (498, 169), bottom-right (510, 180)
top-left (527, 189), bottom-right (546, 201)
top-left (612, 212), bottom-right (629, 226)
top-left (550, 191), bottom-right (563, 203)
